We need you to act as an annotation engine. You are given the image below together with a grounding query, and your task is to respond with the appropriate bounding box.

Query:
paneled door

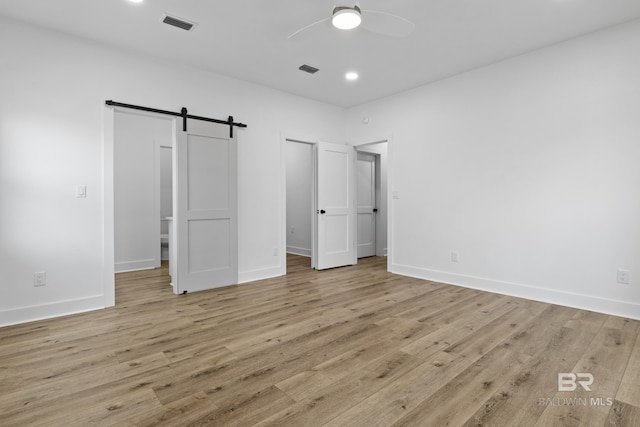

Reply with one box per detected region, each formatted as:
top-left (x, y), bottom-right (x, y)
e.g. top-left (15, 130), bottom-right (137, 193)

top-left (315, 142), bottom-right (356, 270)
top-left (173, 119), bottom-right (237, 293)
top-left (357, 152), bottom-right (376, 258)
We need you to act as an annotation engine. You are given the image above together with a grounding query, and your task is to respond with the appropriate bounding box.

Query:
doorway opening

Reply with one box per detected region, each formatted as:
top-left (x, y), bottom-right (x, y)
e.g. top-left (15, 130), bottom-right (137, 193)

top-left (285, 139), bottom-right (315, 270)
top-left (282, 136), bottom-right (389, 274)
top-left (356, 151), bottom-right (378, 258)
top-left (103, 108), bottom-right (175, 307)
top-left (113, 110), bottom-right (173, 274)
top-left (159, 145), bottom-right (173, 263)
top-left (107, 106), bottom-right (240, 305)
top-left (355, 141), bottom-right (388, 259)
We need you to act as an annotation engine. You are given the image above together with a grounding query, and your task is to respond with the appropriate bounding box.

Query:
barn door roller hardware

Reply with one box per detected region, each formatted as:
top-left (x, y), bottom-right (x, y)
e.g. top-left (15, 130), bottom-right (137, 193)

top-left (105, 100), bottom-right (247, 137)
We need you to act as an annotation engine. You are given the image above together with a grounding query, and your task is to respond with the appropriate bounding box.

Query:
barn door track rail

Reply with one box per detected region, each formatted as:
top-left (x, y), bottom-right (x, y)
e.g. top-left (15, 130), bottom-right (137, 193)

top-left (105, 100), bottom-right (247, 137)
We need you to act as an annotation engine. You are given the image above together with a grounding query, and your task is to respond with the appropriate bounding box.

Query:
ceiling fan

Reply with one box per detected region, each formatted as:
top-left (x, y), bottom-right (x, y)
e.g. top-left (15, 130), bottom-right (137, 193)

top-left (287, 2), bottom-right (415, 40)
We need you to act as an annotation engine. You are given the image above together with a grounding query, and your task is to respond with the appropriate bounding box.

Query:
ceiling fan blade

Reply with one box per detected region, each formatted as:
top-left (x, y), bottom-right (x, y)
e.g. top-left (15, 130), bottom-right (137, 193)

top-left (287, 17), bottom-right (331, 40)
top-left (360, 9), bottom-right (415, 37)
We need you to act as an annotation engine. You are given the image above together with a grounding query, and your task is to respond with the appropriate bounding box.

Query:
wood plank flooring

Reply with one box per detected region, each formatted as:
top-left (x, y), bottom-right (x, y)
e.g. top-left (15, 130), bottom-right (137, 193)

top-left (1, 254), bottom-right (639, 426)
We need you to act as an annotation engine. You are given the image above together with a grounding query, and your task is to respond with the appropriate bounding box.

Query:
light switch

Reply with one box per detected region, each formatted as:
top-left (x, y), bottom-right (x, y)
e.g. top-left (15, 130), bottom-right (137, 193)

top-left (76, 185), bottom-right (87, 198)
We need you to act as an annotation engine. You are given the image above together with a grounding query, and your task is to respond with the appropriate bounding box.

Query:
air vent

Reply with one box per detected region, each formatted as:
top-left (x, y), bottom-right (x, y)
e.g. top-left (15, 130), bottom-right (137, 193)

top-left (161, 14), bottom-right (197, 31)
top-left (299, 64), bottom-right (319, 74)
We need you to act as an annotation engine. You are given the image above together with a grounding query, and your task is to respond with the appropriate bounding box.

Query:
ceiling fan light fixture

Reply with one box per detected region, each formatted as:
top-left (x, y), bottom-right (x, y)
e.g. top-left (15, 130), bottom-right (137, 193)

top-left (332, 6), bottom-right (362, 30)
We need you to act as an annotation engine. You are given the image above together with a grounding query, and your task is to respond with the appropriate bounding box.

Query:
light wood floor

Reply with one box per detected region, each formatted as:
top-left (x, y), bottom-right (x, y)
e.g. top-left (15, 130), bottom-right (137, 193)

top-left (1, 254), bottom-right (639, 426)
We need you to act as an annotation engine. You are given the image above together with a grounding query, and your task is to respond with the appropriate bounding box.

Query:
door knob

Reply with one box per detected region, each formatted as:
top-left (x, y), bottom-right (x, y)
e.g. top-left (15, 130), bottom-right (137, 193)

top-left (320, 209), bottom-right (326, 214)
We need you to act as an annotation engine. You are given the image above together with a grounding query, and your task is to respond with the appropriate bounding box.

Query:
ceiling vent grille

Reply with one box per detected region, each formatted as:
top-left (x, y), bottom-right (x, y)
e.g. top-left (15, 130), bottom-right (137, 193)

top-left (299, 64), bottom-right (319, 74)
top-left (161, 14), bottom-right (197, 31)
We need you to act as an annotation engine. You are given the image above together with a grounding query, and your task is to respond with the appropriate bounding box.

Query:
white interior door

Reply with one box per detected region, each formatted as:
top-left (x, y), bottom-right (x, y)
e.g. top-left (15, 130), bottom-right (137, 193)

top-left (316, 141), bottom-right (356, 270)
top-left (357, 152), bottom-right (376, 258)
top-left (174, 119), bottom-right (238, 293)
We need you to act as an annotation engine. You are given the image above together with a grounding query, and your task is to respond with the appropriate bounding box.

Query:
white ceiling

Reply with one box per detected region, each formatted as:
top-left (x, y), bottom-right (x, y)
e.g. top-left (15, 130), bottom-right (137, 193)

top-left (1, 0), bottom-right (640, 107)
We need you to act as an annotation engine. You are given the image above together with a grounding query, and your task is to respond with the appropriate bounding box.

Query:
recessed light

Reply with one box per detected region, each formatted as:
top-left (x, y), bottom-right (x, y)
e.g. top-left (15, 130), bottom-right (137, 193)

top-left (128, 0), bottom-right (144, 3)
top-left (345, 72), bottom-right (359, 81)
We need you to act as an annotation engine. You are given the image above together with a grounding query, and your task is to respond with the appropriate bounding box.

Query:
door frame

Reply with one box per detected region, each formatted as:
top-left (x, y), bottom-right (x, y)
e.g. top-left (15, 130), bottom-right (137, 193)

top-left (315, 141), bottom-right (357, 270)
top-left (283, 138), bottom-right (316, 264)
top-left (281, 136), bottom-right (357, 271)
top-left (280, 133), bottom-right (319, 273)
top-left (279, 132), bottom-right (393, 274)
top-left (356, 151), bottom-right (378, 258)
top-left (102, 106), bottom-right (177, 307)
top-left (103, 106), bottom-right (116, 307)
top-left (352, 136), bottom-right (393, 270)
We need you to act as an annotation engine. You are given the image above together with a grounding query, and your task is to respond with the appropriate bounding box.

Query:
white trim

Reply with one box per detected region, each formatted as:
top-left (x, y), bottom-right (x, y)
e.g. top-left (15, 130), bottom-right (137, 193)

top-left (386, 136), bottom-right (393, 273)
top-left (153, 140), bottom-right (162, 268)
top-left (351, 134), bottom-right (393, 272)
top-left (391, 263), bottom-right (640, 321)
top-left (102, 106), bottom-right (116, 307)
top-left (103, 106), bottom-right (176, 306)
top-left (278, 133), bottom-right (291, 277)
top-left (351, 135), bottom-right (392, 148)
top-left (0, 296), bottom-right (105, 327)
top-left (280, 131), bottom-right (323, 274)
top-left (239, 266), bottom-right (284, 284)
top-left (115, 260), bottom-right (157, 273)
top-left (286, 246), bottom-right (312, 257)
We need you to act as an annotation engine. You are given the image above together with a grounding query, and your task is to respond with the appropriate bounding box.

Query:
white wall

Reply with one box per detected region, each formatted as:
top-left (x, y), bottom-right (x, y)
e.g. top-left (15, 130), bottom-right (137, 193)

top-left (0, 16), bottom-right (345, 326)
top-left (286, 141), bottom-right (313, 256)
top-left (160, 145), bottom-right (173, 235)
top-left (3, 13), bottom-right (639, 326)
top-left (114, 111), bottom-right (172, 272)
top-left (346, 20), bottom-right (640, 319)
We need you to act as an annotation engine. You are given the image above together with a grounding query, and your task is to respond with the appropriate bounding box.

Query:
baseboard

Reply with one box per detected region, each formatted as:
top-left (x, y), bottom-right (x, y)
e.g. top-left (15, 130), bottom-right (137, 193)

top-left (0, 295), bottom-right (105, 327)
top-left (239, 266), bottom-right (284, 284)
top-left (115, 259), bottom-right (158, 273)
top-left (286, 246), bottom-right (311, 257)
top-left (391, 263), bottom-right (640, 321)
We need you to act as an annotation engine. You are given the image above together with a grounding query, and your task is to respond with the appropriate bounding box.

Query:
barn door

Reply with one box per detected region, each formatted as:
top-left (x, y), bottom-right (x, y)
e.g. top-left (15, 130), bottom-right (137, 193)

top-left (173, 119), bottom-right (237, 293)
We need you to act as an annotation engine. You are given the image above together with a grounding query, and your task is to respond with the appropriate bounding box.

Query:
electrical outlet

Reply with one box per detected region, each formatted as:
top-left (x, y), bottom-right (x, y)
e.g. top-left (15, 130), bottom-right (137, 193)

top-left (273, 247), bottom-right (279, 257)
top-left (617, 269), bottom-right (630, 284)
top-left (34, 272), bottom-right (46, 287)
top-left (450, 251), bottom-right (459, 263)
